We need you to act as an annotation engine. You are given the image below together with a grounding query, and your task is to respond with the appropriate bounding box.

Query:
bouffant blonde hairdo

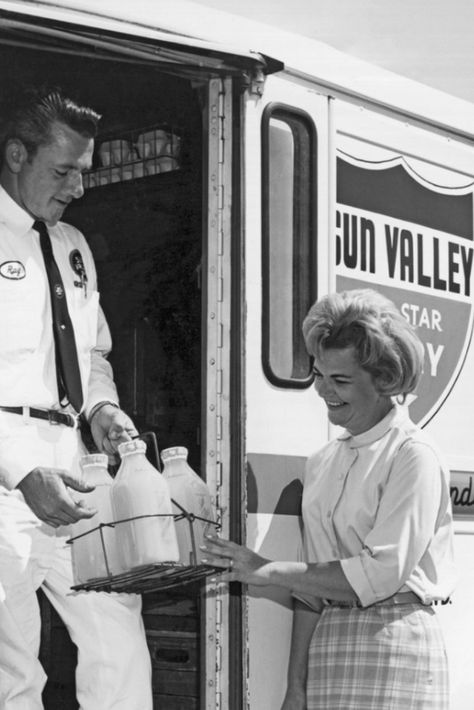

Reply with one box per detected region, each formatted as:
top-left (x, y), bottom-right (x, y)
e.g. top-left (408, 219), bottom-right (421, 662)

top-left (302, 289), bottom-right (425, 400)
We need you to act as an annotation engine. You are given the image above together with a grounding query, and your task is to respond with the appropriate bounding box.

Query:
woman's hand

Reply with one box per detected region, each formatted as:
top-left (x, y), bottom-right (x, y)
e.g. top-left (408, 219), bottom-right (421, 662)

top-left (200, 535), bottom-right (274, 585)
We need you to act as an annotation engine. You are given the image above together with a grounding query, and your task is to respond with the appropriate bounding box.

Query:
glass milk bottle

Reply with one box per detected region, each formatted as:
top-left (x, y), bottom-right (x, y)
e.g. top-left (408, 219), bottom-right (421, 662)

top-left (161, 446), bottom-right (216, 565)
top-left (111, 439), bottom-right (179, 571)
top-left (70, 453), bottom-right (120, 584)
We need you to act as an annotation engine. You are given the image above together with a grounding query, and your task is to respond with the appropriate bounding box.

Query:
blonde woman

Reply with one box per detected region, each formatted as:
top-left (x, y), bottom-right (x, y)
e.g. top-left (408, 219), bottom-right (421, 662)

top-left (202, 289), bottom-right (455, 710)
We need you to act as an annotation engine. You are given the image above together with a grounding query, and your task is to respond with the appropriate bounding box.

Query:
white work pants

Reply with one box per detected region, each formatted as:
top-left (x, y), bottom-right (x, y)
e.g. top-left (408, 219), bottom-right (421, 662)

top-left (0, 414), bottom-right (153, 710)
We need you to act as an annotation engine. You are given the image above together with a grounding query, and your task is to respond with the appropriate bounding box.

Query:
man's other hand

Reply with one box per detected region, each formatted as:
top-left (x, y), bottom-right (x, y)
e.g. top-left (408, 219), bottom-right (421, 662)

top-left (17, 468), bottom-right (97, 528)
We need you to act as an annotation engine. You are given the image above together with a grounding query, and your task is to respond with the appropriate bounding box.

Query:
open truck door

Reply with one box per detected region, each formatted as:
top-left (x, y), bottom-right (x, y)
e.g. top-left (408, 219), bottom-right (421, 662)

top-left (241, 73), bottom-right (330, 709)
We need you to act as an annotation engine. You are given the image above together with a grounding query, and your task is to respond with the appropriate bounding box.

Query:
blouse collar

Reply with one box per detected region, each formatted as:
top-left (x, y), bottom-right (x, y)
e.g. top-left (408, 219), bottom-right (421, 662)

top-left (337, 402), bottom-right (408, 448)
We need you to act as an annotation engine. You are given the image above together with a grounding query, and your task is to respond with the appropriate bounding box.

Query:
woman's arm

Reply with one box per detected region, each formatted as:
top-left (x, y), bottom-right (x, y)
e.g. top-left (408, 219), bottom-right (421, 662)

top-left (202, 537), bottom-right (358, 601)
top-left (281, 599), bottom-right (321, 710)
top-left (202, 441), bottom-right (448, 605)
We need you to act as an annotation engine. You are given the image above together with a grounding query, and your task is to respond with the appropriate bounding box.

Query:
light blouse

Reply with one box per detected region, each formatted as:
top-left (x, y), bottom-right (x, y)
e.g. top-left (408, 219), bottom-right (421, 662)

top-left (302, 404), bottom-right (456, 607)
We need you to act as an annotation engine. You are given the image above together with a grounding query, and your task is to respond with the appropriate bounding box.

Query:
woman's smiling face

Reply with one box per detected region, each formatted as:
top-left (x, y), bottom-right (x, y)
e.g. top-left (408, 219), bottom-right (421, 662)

top-left (312, 346), bottom-right (393, 435)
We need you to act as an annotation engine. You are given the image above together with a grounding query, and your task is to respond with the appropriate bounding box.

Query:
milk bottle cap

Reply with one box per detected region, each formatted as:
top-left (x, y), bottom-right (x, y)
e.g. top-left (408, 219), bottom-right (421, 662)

top-left (118, 439), bottom-right (147, 456)
top-left (161, 446), bottom-right (188, 461)
top-left (79, 453), bottom-right (112, 487)
top-left (80, 453), bottom-right (109, 469)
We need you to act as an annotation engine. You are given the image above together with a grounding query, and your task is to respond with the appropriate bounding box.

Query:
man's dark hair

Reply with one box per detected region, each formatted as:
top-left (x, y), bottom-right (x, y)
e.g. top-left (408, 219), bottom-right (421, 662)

top-left (0, 86), bottom-right (101, 160)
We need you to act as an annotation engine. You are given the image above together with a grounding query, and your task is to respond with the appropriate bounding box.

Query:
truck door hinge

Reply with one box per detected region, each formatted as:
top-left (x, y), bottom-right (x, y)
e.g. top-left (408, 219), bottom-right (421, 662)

top-left (241, 67), bottom-right (266, 97)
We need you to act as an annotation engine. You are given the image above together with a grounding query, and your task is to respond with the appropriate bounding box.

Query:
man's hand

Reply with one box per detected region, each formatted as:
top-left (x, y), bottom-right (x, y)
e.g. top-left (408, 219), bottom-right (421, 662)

top-left (17, 468), bottom-right (97, 528)
top-left (90, 404), bottom-right (138, 461)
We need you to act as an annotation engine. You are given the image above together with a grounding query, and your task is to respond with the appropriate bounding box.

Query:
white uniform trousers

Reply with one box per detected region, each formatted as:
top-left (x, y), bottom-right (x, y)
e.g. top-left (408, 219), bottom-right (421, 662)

top-left (0, 413), bottom-right (153, 710)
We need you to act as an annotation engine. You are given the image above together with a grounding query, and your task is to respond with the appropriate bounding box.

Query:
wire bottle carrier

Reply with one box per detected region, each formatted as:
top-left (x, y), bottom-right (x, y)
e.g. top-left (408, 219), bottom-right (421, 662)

top-left (68, 432), bottom-right (221, 594)
top-left (67, 505), bottom-right (221, 594)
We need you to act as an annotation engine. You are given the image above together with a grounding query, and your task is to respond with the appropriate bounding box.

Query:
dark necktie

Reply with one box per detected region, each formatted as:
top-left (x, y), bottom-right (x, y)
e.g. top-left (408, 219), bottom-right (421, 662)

top-left (34, 220), bottom-right (84, 412)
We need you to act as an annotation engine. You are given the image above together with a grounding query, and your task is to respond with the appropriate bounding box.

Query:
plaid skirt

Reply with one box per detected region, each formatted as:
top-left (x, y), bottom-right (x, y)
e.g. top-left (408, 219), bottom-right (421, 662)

top-left (307, 604), bottom-right (449, 710)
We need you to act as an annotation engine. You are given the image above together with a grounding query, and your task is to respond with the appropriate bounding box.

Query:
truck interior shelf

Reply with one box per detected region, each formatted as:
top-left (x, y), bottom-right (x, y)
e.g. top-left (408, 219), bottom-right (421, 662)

top-left (85, 126), bottom-right (182, 188)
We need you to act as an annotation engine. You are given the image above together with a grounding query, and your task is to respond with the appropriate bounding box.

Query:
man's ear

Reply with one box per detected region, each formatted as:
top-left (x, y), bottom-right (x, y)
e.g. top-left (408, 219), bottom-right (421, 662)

top-left (4, 139), bottom-right (28, 173)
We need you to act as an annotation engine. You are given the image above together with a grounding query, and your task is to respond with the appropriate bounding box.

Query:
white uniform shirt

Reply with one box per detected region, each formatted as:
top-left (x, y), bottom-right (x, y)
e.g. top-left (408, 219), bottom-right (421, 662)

top-left (302, 404), bottom-right (456, 607)
top-left (0, 186), bottom-right (118, 488)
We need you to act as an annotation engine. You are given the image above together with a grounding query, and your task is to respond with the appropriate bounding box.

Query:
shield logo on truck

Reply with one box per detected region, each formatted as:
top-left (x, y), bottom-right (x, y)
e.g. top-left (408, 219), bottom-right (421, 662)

top-left (335, 154), bottom-right (474, 426)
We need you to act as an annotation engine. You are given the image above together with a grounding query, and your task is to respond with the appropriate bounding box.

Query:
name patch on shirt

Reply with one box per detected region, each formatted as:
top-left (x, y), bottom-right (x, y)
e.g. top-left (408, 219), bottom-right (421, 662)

top-left (0, 261), bottom-right (26, 280)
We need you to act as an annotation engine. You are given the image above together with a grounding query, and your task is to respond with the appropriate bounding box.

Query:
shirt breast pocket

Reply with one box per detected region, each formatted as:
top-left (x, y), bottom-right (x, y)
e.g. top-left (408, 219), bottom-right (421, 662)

top-left (0, 280), bottom-right (43, 353)
top-left (70, 289), bottom-right (99, 353)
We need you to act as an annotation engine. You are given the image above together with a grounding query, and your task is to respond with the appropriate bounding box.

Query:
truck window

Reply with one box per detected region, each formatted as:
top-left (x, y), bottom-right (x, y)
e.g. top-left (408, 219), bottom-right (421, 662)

top-left (262, 104), bottom-right (317, 387)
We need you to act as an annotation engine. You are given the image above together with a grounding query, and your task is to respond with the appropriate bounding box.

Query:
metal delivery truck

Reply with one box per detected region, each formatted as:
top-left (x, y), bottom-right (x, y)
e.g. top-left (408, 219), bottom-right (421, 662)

top-left (0, 1), bottom-right (473, 708)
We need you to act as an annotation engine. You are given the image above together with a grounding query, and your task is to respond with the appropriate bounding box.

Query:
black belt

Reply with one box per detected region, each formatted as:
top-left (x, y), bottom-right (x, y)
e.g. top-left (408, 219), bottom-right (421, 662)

top-left (325, 591), bottom-right (428, 609)
top-left (0, 405), bottom-right (77, 428)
